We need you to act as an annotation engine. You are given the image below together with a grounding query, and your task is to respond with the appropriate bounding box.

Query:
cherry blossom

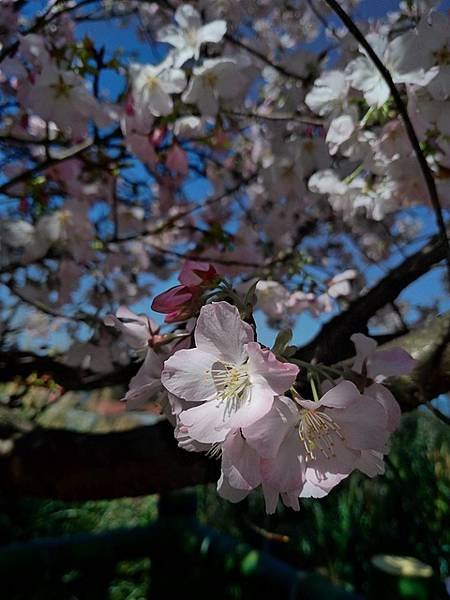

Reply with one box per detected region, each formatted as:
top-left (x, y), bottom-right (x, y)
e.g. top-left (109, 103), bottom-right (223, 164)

top-left (0, 0), bottom-right (443, 515)
top-left (130, 57), bottom-right (187, 121)
top-left (21, 63), bottom-right (112, 138)
top-left (104, 306), bottom-right (161, 350)
top-left (182, 58), bottom-right (247, 117)
top-left (218, 379), bottom-right (394, 513)
top-left (345, 32), bottom-right (438, 108)
top-left (157, 4), bottom-right (227, 68)
top-left (305, 70), bottom-right (349, 116)
top-left (161, 301), bottom-right (299, 443)
top-left (350, 333), bottom-right (416, 382)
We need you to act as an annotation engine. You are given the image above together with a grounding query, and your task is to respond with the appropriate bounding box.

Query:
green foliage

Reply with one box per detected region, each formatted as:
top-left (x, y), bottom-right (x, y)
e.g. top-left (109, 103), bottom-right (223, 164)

top-left (0, 497), bottom-right (157, 600)
top-left (197, 410), bottom-right (450, 594)
top-left (1, 410), bottom-right (448, 599)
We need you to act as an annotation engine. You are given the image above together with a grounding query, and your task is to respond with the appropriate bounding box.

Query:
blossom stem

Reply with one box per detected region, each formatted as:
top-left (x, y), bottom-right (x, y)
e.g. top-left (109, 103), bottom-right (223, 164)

top-left (309, 374), bottom-right (320, 403)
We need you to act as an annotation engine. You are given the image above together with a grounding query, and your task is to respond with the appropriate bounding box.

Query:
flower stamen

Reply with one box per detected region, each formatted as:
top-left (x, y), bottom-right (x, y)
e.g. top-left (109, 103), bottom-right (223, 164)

top-left (210, 363), bottom-right (250, 418)
top-left (298, 409), bottom-right (344, 460)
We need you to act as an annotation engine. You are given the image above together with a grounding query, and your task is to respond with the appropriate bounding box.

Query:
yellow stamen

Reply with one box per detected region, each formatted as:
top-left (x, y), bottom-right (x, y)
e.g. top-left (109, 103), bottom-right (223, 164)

top-left (297, 409), bottom-right (344, 460)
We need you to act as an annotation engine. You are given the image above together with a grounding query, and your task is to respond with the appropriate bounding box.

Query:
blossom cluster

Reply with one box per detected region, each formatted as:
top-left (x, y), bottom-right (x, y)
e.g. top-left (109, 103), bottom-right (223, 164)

top-left (0, 0), bottom-right (442, 499)
top-left (106, 262), bottom-right (416, 513)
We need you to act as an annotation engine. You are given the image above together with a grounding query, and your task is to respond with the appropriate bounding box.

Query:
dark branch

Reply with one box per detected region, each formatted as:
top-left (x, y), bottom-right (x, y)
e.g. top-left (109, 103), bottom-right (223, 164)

top-left (0, 419), bottom-right (219, 500)
top-left (0, 350), bottom-right (139, 390)
top-left (298, 234), bottom-right (446, 363)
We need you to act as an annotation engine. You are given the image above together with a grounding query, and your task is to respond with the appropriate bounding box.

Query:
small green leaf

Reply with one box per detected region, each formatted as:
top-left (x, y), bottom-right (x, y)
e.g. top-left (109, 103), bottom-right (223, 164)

top-left (272, 328), bottom-right (293, 356)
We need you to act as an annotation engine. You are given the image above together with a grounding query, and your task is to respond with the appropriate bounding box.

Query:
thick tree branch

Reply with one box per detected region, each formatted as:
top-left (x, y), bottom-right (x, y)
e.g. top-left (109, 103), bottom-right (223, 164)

top-left (0, 419), bottom-right (219, 500)
top-left (298, 234), bottom-right (446, 363)
top-left (0, 350), bottom-right (138, 390)
top-left (323, 0), bottom-right (450, 282)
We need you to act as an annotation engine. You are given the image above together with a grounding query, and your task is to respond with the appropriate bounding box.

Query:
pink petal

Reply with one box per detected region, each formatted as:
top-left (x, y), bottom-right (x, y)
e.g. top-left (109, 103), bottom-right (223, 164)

top-left (350, 332), bottom-right (378, 373)
top-left (104, 308), bottom-right (150, 349)
top-left (305, 443), bottom-right (357, 481)
top-left (261, 483), bottom-right (280, 515)
top-left (161, 348), bottom-right (217, 402)
top-left (368, 347), bottom-right (417, 380)
top-left (319, 380), bottom-right (361, 409)
top-left (332, 395), bottom-right (389, 451)
top-left (124, 380), bottom-right (163, 410)
top-left (179, 260), bottom-right (216, 285)
top-left (179, 401), bottom-right (230, 444)
top-left (300, 470), bottom-right (348, 497)
top-left (151, 285), bottom-right (192, 314)
top-left (355, 450), bottom-right (385, 477)
top-left (260, 429), bottom-right (305, 493)
top-left (217, 473), bottom-right (251, 504)
top-left (246, 342), bottom-right (299, 394)
top-left (194, 302), bottom-right (254, 364)
top-left (244, 395), bottom-right (298, 459)
top-left (281, 491), bottom-right (301, 511)
top-left (221, 430), bottom-right (261, 490)
top-left (226, 384), bottom-right (275, 429)
top-left (366, 383), bottom-right (401, 432)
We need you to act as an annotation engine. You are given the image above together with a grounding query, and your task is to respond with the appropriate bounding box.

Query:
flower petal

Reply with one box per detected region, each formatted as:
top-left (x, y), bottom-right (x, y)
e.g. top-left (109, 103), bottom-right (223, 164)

top-left (151, 285), bottom-right (192, 314)
top-left (244, 396), bottom-right (298, 459)
top-left (369, 347), bottom-right (417, 380)
top-left (221, 430), bottom-right (261, 490)
top-left (261, 429), bottom-right (305, 492)
top-left (246, 342), bottom-right (299, 394)
top-left (194, 301), bottom-right (254, 363)
top-left (179, 401), bottom-right (229, 444)
top-left (366, 383), bottom-right (401, 432)
top-left (333, 395), bottom-right (389, 451)
top-left (198, 20), bottom-right (227, 44)
top-left (161, 349), bottom-right (217, 402)
top-left (217, 473), bottom-right (251, 504)
top-left (319, 380), bottom-right (361, 409)
top-left (226, 383), bottom-right (275, 429)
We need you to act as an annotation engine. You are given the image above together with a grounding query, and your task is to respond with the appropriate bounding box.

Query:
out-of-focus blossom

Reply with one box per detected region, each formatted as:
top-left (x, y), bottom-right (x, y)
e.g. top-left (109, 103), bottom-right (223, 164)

top-left (182, 58), bottom-right (246, 116)
top-left (130, 57), bottom-right (186, 121)
top-left (157, 4), bottom-right (227, 68)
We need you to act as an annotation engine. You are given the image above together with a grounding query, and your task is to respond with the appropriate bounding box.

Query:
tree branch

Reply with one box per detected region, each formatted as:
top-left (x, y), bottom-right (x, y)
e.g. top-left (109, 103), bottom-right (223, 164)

top-left (298, 234), bottom-right (446, 363)
top-left (0, 419), bottom-right (219, 500)
top-left (0, 138), bottom-right (93, 196)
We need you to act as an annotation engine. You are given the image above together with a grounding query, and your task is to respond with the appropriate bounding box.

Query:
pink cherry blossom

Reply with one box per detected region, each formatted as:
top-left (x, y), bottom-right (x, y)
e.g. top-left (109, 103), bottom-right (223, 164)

top-left (350, 332), bottom-right (416, 382)
top-left (220, 380), bottom-right (393, 513)
top-left (104, 306), bottom-right (161, 349)
top-left (161, 301), bottom-right (299, 444)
